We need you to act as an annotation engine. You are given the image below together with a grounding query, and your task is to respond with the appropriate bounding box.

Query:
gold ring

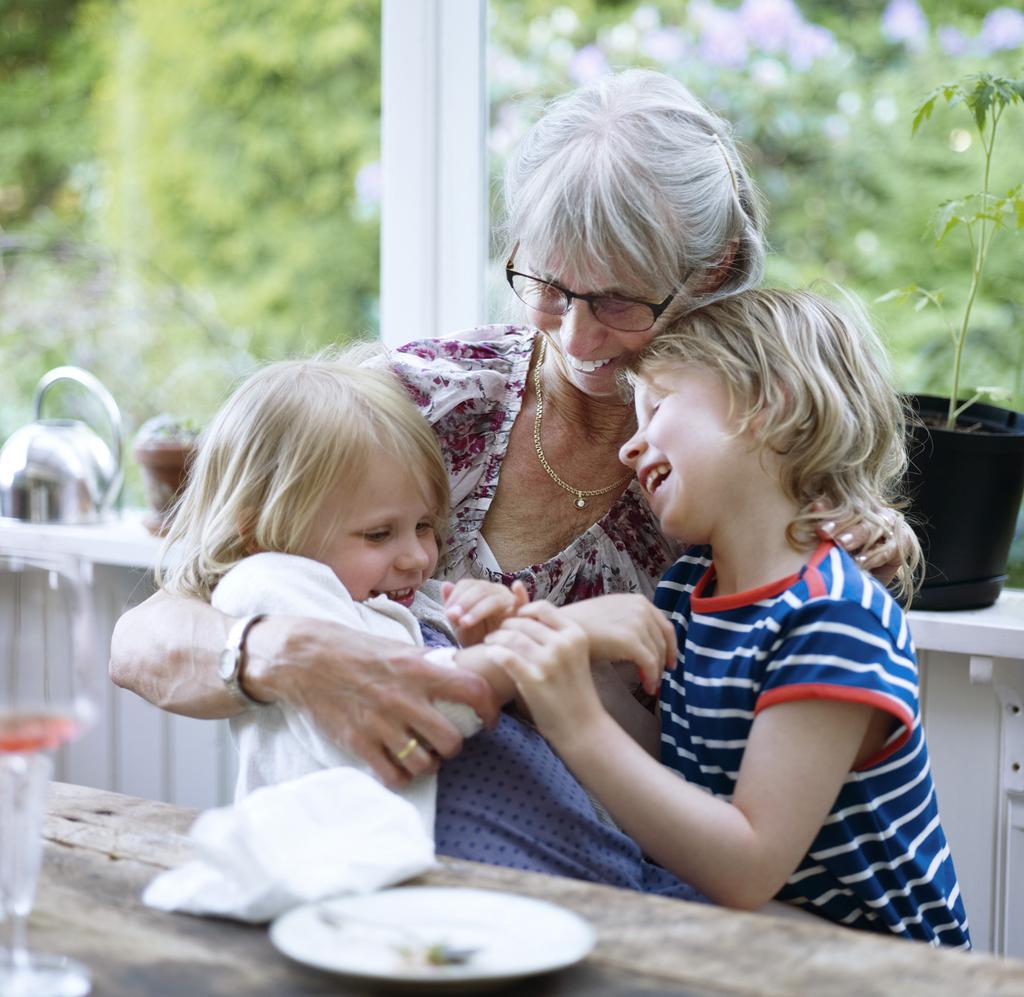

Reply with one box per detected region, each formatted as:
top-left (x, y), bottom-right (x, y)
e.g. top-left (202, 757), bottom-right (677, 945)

top-left (395, 737), bottom-right (419, 762)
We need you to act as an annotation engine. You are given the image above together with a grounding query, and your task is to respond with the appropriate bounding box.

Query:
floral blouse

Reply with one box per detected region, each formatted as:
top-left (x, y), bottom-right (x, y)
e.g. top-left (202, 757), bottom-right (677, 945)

top-left (387, 325), bottom-right (678, 607)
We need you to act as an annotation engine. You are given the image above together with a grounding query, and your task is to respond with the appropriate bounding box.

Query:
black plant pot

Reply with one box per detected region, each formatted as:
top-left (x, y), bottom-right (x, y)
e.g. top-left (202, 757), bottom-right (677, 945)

top-left (905, 394), bottom-right (1024, 611)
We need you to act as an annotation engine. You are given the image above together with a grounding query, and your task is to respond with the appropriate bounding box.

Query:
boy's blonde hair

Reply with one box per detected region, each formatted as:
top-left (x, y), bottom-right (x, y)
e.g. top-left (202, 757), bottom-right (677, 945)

top-left (157, 346), bottom-right (449, 601)
top-left (631, 288), bottom-right (921, 602)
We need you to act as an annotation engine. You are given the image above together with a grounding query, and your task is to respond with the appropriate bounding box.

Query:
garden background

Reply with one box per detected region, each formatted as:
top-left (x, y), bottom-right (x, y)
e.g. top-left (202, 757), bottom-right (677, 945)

top-left (2, 0), bottom-right (1022, 580)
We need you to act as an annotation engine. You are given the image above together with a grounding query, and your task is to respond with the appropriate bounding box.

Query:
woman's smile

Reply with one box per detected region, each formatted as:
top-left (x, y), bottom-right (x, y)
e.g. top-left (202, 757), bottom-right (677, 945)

top-left (565, 354), bottom-right (614, 374)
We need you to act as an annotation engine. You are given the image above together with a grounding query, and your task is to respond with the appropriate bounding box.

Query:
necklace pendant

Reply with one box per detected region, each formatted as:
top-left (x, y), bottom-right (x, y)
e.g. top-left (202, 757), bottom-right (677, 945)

top-left (574, 496), bottom-right (587, 509)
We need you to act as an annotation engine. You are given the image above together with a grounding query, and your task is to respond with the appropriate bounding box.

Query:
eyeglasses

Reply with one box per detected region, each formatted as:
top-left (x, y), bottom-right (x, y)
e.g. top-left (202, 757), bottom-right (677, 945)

top-left (505, 256), bottom-right (675, 334)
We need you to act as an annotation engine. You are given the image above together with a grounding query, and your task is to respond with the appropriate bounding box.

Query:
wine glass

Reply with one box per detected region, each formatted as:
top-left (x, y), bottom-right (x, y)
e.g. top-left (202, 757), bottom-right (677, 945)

top-left (0, 552), bottom-right (99, 997)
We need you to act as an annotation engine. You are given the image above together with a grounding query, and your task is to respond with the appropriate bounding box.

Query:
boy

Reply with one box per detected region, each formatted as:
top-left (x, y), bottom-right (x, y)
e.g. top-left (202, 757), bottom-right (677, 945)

top-left (487, 288), bottom-right (970, 946)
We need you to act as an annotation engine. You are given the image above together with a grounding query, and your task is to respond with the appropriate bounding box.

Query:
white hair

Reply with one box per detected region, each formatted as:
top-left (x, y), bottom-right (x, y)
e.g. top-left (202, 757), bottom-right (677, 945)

top-left (502, 69), bottom-right (766, 312)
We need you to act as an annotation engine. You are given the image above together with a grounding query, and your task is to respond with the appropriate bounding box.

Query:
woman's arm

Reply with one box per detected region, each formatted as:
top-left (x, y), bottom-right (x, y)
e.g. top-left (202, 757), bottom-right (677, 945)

top-left (110, 590), bottom-right (238, 716)
top-left (558, 593), bottom-right (675, 695)
top-left (110, 590), bottom-right (501, 786)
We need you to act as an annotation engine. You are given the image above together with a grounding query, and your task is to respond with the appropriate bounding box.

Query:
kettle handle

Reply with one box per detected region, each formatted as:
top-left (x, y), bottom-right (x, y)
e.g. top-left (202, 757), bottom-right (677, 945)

top-left (33, 367), bottom-right (124, 509)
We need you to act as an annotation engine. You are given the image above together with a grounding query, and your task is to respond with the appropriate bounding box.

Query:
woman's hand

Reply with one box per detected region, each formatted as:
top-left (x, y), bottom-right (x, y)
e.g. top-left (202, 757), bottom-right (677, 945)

top-left (110, 592), bottom-right (501, 788)
top-left (442, 578), bottom-right (529, 645)
top-left (816, 506), bottom-right (914, 585)
top-left (558, 594), bottom-right (674, 695)
top-left (245, 616), bottom-right (502, 787)
top-left (484, 600), bottom-right (602, 747)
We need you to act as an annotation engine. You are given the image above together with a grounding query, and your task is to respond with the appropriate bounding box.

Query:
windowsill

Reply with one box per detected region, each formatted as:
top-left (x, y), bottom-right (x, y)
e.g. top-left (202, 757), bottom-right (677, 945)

top-left (0, 511), bottom-right (161, 568)
top-left (1, 514), bottom-right (1022, 659)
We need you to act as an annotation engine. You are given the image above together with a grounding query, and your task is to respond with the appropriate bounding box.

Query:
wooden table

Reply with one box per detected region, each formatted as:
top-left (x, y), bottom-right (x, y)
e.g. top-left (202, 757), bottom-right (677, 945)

top-left (37, 783), bottom-right (1024, 996)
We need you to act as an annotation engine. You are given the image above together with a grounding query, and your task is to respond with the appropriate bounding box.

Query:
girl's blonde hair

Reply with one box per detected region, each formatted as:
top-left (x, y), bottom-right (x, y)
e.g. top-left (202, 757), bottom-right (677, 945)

top-left (156, 346), bottom-right (449, 601)
top-left (630, 288), bottom-right (921, 602)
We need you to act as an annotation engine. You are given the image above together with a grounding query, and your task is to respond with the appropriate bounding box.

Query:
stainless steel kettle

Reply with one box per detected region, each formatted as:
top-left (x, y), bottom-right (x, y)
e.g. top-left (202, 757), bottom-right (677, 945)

top-left (0, 367), bottom-right (123, 524)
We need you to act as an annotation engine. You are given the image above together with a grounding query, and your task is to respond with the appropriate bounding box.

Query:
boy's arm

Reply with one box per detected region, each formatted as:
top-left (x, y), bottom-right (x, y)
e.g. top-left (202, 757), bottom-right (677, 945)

top-left (490, 602), bottom-right (886, 910)
top-left (558, 594), bottom-right (676, 695)
top-left (562, 697), bottom-right (883, 910)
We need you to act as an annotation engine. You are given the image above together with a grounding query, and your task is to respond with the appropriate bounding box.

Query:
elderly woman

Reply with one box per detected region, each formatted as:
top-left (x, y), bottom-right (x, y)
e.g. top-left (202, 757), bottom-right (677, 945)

top-left (111, 70), bottom-right (901, 886)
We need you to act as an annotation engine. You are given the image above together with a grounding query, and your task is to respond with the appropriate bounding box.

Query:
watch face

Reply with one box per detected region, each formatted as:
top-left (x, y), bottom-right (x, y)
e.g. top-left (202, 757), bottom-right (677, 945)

top-left (218, 647), bottom-right (237, 684)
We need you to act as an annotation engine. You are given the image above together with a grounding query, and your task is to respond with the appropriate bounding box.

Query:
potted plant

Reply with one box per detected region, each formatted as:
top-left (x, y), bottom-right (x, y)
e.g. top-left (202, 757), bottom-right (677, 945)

top-left (881, 72), bottom-right (1024, 611)
top-left (133, 414), bottom-right (200, 536)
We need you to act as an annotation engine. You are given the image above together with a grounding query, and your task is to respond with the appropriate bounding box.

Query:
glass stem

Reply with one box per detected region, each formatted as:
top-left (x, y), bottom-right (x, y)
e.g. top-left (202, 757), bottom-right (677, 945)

top-left (8, 908), bottom-right (28, 970)
top-left (0, 751), bottom-right (53, 965)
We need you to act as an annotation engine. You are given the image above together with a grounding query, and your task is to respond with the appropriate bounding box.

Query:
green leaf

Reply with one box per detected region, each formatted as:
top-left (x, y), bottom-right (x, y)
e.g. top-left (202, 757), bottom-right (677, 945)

top-left (911, 94), bottom-right (938, 135)
top-left (992, 79), bottom-right (1019, 107)
top-left (875, 285), bottom-right (944, 311)
top-left (1004, 185), bottom-right (1024, 230)
top-left (876, 284), bottom-right (921, 305)
top-left (970, 79), bottom-right (994, 131)
top-left (976, 386), bottom-right (1012, 403)
top-left (933, 199), bottom-right (966, 243)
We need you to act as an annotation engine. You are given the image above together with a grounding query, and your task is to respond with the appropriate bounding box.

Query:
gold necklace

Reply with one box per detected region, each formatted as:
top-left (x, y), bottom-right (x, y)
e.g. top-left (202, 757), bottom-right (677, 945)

top-left (532, 337), bottom-right (633, 509)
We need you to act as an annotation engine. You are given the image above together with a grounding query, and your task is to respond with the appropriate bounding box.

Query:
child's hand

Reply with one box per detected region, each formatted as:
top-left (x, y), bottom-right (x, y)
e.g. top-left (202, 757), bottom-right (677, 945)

top-left (484, 600), bottom-right (603, 746)
top-left (451, 644), bottom-right (517, 705)
top-left (559, 594), bottom-right (675, 696)
top-left (442, 578), bottom-right (529, 646)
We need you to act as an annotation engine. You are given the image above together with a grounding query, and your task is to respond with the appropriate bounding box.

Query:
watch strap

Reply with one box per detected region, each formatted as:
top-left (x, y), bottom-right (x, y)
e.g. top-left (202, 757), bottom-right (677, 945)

top-left (220, 613), bottom-right (267, 706)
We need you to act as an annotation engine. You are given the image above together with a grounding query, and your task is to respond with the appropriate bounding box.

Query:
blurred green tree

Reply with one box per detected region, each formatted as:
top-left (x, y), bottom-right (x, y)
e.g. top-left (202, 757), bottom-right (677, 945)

top-left (0, 0), bottom-right (101, 228)
top-left (95, 0), bottom-right (381, 358)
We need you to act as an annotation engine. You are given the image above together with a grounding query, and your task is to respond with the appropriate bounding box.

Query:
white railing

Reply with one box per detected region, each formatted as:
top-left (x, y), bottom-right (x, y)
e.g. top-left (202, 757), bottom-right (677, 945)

top-left (1, 514), bottom-right (1022, 956)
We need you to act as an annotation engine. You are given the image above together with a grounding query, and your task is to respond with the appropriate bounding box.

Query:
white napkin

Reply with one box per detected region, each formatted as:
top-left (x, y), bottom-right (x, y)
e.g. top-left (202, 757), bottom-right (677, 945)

top-left (142, 768), bottom-right (436, 923)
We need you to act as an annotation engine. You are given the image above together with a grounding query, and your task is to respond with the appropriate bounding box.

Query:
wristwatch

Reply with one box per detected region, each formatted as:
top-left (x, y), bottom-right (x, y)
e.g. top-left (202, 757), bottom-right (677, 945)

top-left (218, 614), bottom-right (267, 706)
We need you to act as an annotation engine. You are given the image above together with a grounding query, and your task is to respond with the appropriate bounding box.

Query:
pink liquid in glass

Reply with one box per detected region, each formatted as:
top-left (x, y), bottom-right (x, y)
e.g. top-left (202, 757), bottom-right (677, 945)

top-left (0, 712), bottom-right (80, 753)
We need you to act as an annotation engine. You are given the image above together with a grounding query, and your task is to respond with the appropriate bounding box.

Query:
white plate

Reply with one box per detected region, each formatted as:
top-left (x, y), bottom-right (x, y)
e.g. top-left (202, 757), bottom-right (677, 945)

top-left (269, 886), bottom-right (595, 989)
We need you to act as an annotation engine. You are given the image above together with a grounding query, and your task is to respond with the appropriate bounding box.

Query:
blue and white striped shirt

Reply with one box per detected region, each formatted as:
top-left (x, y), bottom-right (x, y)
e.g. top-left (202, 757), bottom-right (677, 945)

top-left (654, 541), bottom-right (970, 947)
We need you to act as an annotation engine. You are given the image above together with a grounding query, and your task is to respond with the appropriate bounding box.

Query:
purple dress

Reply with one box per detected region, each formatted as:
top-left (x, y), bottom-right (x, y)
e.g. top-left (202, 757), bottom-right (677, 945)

top-left (422, 631), bottom-right (702, 902)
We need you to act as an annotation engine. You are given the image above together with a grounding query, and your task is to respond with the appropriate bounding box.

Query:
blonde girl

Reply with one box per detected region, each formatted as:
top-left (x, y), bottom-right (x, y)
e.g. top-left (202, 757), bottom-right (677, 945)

top-left (158, 349), bottom-right (515, 828)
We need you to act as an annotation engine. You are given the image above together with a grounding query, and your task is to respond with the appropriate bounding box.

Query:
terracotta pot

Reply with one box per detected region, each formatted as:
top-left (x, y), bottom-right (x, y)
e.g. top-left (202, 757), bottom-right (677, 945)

top-left (133, 440), bottom-right (196, 536)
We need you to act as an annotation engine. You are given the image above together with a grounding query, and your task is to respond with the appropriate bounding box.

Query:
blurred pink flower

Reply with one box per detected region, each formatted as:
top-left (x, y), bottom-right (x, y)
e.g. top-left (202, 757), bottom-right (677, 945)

top-left (355, 162), bottom-right (381, 207)
top-left (640, 27), bottom-right (687, 64)
top-left (692, 3), bottom-right (748, 69)
top-left (568, 44), bottom-right (610, 84)
top-left (937, 26), bottom-right (970, 57)
top-left (880, 0), bottom-right (929, 51)
top-left (738, 0), bottom-right (802, 54)
top-left (787, 23), bottom-right (836, 70)
top-left (981, 7), bottom-right (1024, 51)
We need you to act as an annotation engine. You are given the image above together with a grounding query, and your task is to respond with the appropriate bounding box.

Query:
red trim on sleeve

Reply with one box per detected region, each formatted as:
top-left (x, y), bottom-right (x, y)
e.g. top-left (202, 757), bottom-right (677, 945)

top-left (755, 682), bottom-right (914, 769)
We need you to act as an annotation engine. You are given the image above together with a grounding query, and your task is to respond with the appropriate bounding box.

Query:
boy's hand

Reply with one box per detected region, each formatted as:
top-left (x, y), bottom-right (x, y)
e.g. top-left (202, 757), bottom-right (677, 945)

top-left (559, 594), bottom-right (675, 696)
top-left (484, 600), bottom-right (601, 745)
top-left (442, 578), bottom-right (529, 646)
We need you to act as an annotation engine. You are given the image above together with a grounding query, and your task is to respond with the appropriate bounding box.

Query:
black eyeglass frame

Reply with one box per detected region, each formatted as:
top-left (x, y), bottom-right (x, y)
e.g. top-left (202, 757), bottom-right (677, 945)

top-left (504, 255), bottom-right (675, 334)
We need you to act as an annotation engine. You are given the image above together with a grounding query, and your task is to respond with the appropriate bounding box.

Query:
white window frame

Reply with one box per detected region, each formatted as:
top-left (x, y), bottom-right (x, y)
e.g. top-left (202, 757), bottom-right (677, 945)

top-left (380, 0), bottom-right (488, 347)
